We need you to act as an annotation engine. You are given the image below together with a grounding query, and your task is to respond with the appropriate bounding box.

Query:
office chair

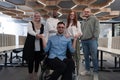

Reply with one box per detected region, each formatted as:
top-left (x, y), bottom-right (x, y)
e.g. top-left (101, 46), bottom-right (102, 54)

top-left (9, 48), bottom-right (23, 66)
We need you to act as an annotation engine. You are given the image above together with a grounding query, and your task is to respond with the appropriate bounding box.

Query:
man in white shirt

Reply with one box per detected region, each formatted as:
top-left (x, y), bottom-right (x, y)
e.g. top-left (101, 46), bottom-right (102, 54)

top-left (44, 10), bottom-right (60, 42)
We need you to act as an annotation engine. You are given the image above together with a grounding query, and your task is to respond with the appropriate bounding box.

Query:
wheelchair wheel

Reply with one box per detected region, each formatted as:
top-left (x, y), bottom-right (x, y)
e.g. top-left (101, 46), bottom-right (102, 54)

top-left (72, 73), bottom-right (77, 80)
top-left (39, 69), bottom-right (51, 80)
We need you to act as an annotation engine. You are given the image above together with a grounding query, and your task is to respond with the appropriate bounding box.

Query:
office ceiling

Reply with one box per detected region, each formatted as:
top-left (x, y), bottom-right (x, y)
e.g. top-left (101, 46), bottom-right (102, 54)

top-left (0, 0), bottom-right (120, 22)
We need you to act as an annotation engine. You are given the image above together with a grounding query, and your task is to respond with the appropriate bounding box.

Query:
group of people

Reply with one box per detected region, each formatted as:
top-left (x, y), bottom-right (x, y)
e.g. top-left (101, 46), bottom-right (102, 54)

top-left (23, 7), bottom-right (100, 80)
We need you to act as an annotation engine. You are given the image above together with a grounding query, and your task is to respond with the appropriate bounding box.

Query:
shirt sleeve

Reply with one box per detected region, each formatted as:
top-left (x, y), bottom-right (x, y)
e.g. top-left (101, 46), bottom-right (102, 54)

top-left (67, 40), bottom-right (75, 54)
top-left (44, 21), bottom-right (49, 42)
top-left (27, 22), bottom-right (37, 36)
top-left (93, 17), bottom-right (100, 38)
top-left (44, 38), bottom-right (51, 53)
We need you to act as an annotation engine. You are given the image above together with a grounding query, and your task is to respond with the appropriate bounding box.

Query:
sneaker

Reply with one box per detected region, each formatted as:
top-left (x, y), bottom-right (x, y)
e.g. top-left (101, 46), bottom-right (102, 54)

top-left (80, 70), bottom-right (91, 76)
top-left (93, 72), bottom-right (98, 80)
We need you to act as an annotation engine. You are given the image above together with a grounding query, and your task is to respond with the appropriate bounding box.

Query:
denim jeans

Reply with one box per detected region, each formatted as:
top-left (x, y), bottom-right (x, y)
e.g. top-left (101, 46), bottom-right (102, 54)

top-left (81, 39), bottom-right (98, 72)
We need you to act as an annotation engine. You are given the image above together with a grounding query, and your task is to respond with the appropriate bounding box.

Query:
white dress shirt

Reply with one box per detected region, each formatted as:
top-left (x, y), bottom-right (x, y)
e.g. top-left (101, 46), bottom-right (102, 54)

top-left (66, 21), bottom-right (82, 38)
top-left (44, 17), bottom-right (60, 42)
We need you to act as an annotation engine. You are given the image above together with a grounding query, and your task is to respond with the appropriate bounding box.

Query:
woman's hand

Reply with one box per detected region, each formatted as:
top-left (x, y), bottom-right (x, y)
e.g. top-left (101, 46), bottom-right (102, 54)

top-left (74, 34), bottom-right (79, 38)
top-left (65, 34), bottom-right (70, 38)
top-left (36, 34), bottom-right (40, 39)
top-left (74, 33), bottom-right (83, 38)
top-left (36, 34), bottom-right (45, 39)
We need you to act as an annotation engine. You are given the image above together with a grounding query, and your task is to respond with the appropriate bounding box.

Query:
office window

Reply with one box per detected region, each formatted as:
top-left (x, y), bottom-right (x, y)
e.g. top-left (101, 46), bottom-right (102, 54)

top-left (115, 24), bottom-right (120, 36)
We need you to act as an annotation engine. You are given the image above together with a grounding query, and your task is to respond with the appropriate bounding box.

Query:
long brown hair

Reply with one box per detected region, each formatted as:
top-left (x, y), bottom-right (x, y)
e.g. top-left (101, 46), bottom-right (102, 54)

top-left (66, 11), bottom-right (77, 28)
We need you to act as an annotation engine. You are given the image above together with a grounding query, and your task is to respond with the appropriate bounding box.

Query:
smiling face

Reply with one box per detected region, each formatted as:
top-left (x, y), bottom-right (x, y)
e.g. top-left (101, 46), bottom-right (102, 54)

top-left (57, 22), bottom-right (65, 34)
top-left (83, 8), bottom-right (91, 18)
top-left (53, 10), bottom-right (58, 18)
top-left (33, 12), bottom-right (41, 22)
top-left (70, 11), bottom-right (75, 20)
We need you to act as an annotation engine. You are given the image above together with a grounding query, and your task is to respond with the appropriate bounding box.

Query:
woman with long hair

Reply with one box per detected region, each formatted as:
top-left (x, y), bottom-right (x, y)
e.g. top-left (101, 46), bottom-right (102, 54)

top-left (66, 11), bottom-right (82, 38)
top-left (65, 11), bottom-right (82, 76)
top-left (23, 11), bottom-right (45, 80)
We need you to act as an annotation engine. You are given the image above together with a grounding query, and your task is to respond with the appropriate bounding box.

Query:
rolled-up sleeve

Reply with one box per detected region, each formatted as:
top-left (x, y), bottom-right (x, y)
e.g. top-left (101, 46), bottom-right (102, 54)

top-left (44, 39), bottom-right (51, 53)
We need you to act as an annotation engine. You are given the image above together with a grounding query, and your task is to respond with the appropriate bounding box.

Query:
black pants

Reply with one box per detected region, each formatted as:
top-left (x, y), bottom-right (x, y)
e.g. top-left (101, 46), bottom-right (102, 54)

top-left (46, 57), bottom-right (74, 80)
top-left (27, 51), bottom-right (44, 73)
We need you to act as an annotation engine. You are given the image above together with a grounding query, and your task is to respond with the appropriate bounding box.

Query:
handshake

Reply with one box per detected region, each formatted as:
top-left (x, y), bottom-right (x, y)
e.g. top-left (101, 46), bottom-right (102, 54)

top-left (36, 34), bottom-right (45, 39)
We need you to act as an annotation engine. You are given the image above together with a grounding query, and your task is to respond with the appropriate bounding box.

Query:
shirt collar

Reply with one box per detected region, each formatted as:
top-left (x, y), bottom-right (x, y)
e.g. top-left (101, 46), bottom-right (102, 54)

top-left (56, 33), bottom-right (64, 36)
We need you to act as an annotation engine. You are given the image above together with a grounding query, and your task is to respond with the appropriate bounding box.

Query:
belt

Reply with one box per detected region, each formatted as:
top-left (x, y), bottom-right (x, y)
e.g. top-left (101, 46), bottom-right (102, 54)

top-left (82, 37), bottom-right (93, 41)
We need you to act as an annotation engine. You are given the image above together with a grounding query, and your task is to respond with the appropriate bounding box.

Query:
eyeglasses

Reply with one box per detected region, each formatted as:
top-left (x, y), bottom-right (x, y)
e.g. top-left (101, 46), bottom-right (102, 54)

top-left (84, 11), bottom-right (90, 13)
top-left (58, 27), bottom-right (64, 29)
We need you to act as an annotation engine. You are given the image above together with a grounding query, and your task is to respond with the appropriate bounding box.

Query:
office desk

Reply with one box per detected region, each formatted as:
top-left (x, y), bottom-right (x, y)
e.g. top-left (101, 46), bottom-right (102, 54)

top-left (0, 45), bottom-right (23, 52)
top-left (98, 47), bottom-right (120, 71)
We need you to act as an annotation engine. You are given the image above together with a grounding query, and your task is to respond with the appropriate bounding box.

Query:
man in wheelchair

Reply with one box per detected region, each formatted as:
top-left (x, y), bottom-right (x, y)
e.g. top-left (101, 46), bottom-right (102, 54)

top-left (40, 22), bottom-right (77, 80)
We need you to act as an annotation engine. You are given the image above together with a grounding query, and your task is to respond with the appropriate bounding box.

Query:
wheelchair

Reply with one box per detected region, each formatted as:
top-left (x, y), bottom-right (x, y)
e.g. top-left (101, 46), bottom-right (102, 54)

top-left (39, 55), bottom-right (52, 80)
top-left (39, 56), bottom-right (77, 80)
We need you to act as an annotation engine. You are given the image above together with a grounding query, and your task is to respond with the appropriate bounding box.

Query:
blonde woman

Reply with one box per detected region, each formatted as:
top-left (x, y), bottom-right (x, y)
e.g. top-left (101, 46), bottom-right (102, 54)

top-left (23, 11), bottom-right (45, 80)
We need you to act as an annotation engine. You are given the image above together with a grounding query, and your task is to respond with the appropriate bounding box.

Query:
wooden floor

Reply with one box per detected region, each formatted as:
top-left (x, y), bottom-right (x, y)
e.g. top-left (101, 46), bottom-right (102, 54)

top-left (0, 52), bottom-right (120, 80)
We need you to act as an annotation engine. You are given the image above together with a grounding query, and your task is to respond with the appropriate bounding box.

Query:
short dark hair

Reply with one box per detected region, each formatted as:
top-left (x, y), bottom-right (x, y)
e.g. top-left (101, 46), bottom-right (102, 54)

top-left (57, 21), bottom-right (65, 26)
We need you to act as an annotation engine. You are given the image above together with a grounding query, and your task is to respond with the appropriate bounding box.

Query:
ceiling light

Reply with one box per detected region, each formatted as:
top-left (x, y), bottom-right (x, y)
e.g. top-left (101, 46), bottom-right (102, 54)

top-left (95, 0), bottom-right (115, 15)
top-left (0, 0), bottom-right (5, 2)
top-left (57, 11), bottom-right (62, 17)
top-left (37, 0), bottom-right (46, 6)
top-left (15, 6), bottom-right (25, 15)
top-left (100, 0), bottom-right (115, 9)
top-left (71, 4), bottom-right (77, 9)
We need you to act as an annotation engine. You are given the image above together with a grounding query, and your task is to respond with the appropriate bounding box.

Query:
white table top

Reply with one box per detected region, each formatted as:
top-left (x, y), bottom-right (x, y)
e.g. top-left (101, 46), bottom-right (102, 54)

top-left (0, 45), bottom-right (24, 52)
top-left (98, 47), bottom-right (120, 55)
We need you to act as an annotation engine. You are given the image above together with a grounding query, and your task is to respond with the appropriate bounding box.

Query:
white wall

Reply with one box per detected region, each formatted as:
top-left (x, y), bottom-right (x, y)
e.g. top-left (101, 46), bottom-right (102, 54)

top-left (0, 14), bottom-right (28, 46)
top-left (0, 15), bottom-right (27, 36)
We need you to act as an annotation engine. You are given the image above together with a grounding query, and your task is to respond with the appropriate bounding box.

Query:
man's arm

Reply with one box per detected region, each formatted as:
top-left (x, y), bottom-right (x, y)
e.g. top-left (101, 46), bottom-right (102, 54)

top-left (67, 37), bottom-right (77, 53)
top-left (40, 35), bottom-right (51, 53)
top-left (38, 34), bottom-right (46, 48)
top-left (93, 17), bottom-right (100, 39)
top-left (44, 21), bottom-right (49, 42)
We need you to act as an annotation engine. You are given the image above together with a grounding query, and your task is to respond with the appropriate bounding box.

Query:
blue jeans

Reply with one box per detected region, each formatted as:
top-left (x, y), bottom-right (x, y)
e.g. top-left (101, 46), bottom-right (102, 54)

top-left (81, 39), bottom-right (98, 72)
